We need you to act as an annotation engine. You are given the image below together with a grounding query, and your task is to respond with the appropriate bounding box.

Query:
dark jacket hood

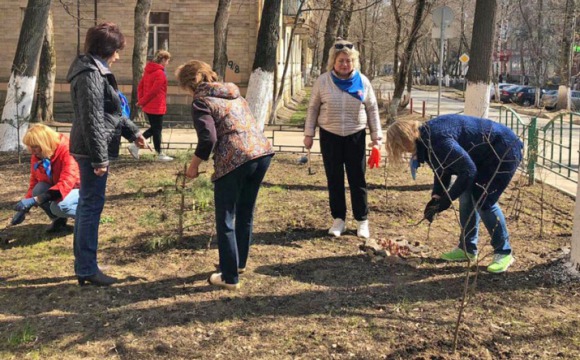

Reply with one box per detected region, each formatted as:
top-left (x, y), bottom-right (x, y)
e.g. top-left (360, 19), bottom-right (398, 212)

top-left (194, 82), bottom-right (240, 100)
top-left (66, 54), bottom-right (111, 83)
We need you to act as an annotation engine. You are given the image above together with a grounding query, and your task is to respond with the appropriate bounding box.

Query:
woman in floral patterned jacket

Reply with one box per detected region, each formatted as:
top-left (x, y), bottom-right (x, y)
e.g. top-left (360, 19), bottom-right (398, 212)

top-left (176, 60), bottom-right (274, 291)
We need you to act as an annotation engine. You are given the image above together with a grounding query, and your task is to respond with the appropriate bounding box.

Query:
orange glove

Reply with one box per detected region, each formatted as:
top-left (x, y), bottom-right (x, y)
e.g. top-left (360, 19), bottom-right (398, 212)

top-left (368, 146), bottom-right (381, 169)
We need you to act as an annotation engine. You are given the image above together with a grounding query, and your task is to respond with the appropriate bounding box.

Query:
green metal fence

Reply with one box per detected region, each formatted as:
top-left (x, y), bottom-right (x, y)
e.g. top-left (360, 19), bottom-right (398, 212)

top-left (534, 112), bottom-right (580, 184)
top-left (498, 106), bottom-right (580, 184)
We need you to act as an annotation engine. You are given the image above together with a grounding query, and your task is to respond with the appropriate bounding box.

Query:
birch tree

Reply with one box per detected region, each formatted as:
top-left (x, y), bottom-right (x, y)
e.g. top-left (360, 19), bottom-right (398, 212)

top-left (557, 0), bottom-right (575, 110)
top-left (245, 0), bottom-right (282, 129)
top-left (463, 0), bottom-right (497, 117)
top-left (0, 0), bottom-right (52, 151)
top-left (573, 172), bottom-right (580, 272)
top-left (320, 0), bottom-right (344, 73)
top-left (130, 0), bottom-right (152, 121)
top-left (31, 9), bottom-right (56, 123)
top-left (213, 0), bottom-right (232, 80)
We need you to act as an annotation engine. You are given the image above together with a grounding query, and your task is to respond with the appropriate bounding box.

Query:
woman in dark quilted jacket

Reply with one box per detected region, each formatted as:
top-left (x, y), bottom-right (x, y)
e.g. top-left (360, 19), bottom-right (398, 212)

top-left (175, 60), bottom-right (274, 291)
top-left (131, 50), bottom-right (173, 161)
top-left (385, 115), bottom-right (523, 274)
top-left (66, 23), bottom-right (147, 286)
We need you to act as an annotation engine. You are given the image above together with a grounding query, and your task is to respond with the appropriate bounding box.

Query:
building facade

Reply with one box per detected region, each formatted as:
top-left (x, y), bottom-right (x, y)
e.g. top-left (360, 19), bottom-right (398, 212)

top-left (0, 0), bottom-right (310, 124)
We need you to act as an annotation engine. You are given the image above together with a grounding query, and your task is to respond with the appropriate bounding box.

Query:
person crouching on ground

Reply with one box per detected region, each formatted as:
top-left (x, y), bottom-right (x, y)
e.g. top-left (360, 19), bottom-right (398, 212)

top-left (303, 39), bottom-right (382, 239)
top-left (12, 124), bottom-right (80, 233)
top-left (385, 115), bottom-right (523, 273)
top-left (175, 60), bottom-right (274, 291)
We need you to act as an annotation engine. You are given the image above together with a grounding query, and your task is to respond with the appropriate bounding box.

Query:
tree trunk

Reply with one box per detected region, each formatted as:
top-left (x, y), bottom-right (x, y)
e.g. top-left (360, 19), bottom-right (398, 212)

top-left (213, 0), bottom-right (232, 80)
top-left (387, 0), bottom-right (429, 124)
top-left (464, 0), bottom-right (497, 118)
top-left (337, 0), bottom-right (354, 40)
top-left (557, 0), bottom-right (575, 110)
top-left (245, 0), bottom-right (282, 129)
top-left (32, 9), bottom-right (55, 123)
top-left (320, 0), bottom-right (343, 73)
top-left (392, 0), bottom-right (401, 76)
top-left (572, 169), bottom-right (580, 272)
top-left (130, 0), bottom-right (152, 122)
top-left (0, 0), bottom-right (52, 152)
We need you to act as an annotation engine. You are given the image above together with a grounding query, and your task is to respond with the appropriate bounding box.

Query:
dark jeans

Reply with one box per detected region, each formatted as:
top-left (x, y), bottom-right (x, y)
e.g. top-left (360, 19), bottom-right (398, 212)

top-left (319, 128), bottom-right (368, 221)
top-left (143, 113), bottom-right (164, 154)
top-left (73, 157), bottom-right (108, 277)
top-left (214, 155), bottom-right (273, 284)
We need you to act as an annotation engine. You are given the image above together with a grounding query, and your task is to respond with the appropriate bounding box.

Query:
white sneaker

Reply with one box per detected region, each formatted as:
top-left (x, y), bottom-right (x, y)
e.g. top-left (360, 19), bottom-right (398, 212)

top-left (157, 153), bottom-right (174, 162)
top-left (328, 218), bottom-right (346, 237)
top-left (127, 143), bottom-right (140, 160)
top-left (357, 220), bottom-right (370, 239)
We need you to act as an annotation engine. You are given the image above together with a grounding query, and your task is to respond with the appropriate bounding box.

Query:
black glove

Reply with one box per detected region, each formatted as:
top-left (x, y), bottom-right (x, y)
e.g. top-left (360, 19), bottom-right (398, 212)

top-left (423, 198), bottom-right (440, 223)
top-left (423, 196), bottom-right (452, 223)
top-left (11, 210), bottom-right (27, 226)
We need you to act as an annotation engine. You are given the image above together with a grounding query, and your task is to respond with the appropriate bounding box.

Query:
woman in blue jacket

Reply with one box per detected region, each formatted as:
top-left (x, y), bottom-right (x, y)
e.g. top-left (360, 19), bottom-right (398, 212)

top-left (386, 115), bottom-right (523, 273)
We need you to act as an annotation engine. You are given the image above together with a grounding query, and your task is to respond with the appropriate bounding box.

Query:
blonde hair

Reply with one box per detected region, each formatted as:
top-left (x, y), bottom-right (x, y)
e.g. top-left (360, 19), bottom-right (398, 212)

top-left (153, 50), bottom-right (171, 64)
top-left (23, 124), bottom-right (60, 158)
top-left (175, 60), bottom-right (219, 94)
top-left (385, 120), bottom-right (421, 164)
top-left (326, 39), bottom-right (360, 73)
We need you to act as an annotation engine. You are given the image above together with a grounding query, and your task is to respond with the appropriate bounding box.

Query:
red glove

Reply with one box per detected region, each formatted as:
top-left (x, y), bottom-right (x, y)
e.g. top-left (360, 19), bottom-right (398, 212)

top-left (368, 146), bottom-right (381, 169)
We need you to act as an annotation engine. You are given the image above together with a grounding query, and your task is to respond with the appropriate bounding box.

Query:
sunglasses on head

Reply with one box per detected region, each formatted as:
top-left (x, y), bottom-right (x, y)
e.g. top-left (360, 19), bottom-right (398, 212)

top-left (334, 43), bottom-right (354, 50)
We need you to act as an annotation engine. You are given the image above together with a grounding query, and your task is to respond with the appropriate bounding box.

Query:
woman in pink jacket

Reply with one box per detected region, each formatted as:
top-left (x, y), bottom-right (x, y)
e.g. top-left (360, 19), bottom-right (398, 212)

top-left (131, 50), bottom-right (173, 161)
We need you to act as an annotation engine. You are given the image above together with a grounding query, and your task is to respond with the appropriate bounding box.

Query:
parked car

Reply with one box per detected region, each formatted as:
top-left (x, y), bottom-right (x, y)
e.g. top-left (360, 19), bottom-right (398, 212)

top-left (490, 83), bottom-right (511, 100)
top-left (542, 90), bottom-right (558, 109)
top-left (512, 86), bottom-right (537, 106)
top-left (542, 90), bottom-right (580, 110)
top-left (499, 85), bottom-right (524, 103)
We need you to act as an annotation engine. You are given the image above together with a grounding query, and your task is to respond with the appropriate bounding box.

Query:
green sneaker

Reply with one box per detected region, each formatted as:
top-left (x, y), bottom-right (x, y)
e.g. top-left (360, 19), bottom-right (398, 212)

top-left (440, 248), bottom-right (478, 262)
top-left (487, 254), bottom-right (515, 274)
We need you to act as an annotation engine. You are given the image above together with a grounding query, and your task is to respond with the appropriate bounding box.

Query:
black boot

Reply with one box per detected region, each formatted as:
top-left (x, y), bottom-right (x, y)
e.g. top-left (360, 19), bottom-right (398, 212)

top-left (77, 269), bottom-right (118, 286)
top-left (46, 218), bottom-right (68, 233)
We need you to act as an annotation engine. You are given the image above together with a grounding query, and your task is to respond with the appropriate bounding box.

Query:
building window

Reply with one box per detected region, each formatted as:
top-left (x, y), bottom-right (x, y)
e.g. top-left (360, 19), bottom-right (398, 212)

top-left (148, 12), bottom-right (169, 59)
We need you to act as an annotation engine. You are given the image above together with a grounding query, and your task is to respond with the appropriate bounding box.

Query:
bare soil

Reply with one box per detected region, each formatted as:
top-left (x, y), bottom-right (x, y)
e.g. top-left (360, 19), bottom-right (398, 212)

top-left (1, 150), bottom-right (579, 359)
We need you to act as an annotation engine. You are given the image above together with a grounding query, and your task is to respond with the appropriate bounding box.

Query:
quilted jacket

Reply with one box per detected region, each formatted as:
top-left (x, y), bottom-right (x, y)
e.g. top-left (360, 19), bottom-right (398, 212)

top-left (192, 82), bottom-right (274, 181)
top-left (26, 134), bottom-right (80, 202)
top-left (66, 54), bottom-right (140, 168)
top-left (304, 71), bottom-right (382, 141)
top-left (137, 62), bottom-right (167, 115)
top-left (415, 114), bottom-right (523, 209)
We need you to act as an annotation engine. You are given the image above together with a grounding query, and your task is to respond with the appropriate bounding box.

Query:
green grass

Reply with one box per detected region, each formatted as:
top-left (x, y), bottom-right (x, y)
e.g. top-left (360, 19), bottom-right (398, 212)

top-left (7, 324), bottom-right (36, 346)
top-left (288, 88), bottom-right (311, 125)
top-left (99, 215), bottom-right (115, 224)
top-left (138, 210), bottom-right (159, 227)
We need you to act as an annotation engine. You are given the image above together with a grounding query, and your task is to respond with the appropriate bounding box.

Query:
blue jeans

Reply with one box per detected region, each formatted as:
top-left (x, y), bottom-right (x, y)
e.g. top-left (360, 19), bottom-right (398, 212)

top-left (214, 155), bottom-right (272, 285)
top-left (458, 187), bottom-right (512, 255)
top-left (73, 157), bottom-right (108, 277)
top-left (32, 182), bottom-right (78, 219)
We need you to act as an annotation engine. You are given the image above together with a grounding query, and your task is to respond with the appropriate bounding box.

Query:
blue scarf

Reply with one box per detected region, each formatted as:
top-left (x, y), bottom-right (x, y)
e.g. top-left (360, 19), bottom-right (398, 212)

top-left (34, 158), bottom-right (52, 179)
top-left (330, 70), bottom-right (364, 101)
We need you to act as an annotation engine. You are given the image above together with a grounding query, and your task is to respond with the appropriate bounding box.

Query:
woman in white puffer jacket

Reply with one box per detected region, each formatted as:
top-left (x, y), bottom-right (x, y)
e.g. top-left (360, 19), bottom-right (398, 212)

top-left (303, 39), bottom-right (382, 239)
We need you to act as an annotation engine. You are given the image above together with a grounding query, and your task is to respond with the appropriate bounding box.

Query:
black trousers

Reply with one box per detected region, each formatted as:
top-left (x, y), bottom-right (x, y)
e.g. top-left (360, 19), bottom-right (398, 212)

top-left (319, 128), bottom-right (368, 221)
top-left (143, 113), bottom-right (164, 153)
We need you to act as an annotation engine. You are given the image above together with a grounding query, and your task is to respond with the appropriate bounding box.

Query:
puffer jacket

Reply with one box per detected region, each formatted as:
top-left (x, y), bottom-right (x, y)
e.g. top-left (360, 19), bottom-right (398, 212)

top-left (137, 62), bottom-right (168, 115)
top-left (416, 114), bottom-right (523, 209)
top-left (304, 71), bottom-right (382, 141)
top-left (66, 54), bottom-right (140, 168)
top-left (192, 82), bottom-right (274, 181)
top-left (26, 133), bottom-right (80, 201)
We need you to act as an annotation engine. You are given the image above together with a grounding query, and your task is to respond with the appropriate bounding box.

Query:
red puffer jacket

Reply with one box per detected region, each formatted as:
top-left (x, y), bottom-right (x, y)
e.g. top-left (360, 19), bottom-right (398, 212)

top-left (26, 134), bottom-right (80, 201)
top-left (137, 62), bottom-right (168, 115)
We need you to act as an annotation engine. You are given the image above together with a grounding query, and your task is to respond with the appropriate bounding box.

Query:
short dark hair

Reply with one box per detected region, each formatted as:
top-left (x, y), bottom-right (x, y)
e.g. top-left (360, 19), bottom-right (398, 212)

top-left (84, 22), bottom-right (126, 59)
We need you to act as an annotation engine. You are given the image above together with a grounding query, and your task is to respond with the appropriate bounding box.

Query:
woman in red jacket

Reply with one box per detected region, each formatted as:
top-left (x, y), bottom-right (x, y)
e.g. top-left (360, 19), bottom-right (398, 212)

top-left (13, 124), bottom-right (80, 233)
top-left (130, 50), bottom-right (173, 161)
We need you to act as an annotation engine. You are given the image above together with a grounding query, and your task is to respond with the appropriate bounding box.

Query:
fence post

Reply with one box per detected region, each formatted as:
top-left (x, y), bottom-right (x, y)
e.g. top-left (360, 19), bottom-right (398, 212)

top-left (422, 101), bottom-right (426, 118)
top-left (410, 98), bottom-right (413, 114)
top-left (527, 117), bottom-right (538, 185)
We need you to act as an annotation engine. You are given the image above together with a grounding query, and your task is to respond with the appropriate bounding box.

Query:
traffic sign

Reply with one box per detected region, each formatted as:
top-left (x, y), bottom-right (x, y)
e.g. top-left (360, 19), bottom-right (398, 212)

top-left (459, 53), bottom-right (470, 64)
